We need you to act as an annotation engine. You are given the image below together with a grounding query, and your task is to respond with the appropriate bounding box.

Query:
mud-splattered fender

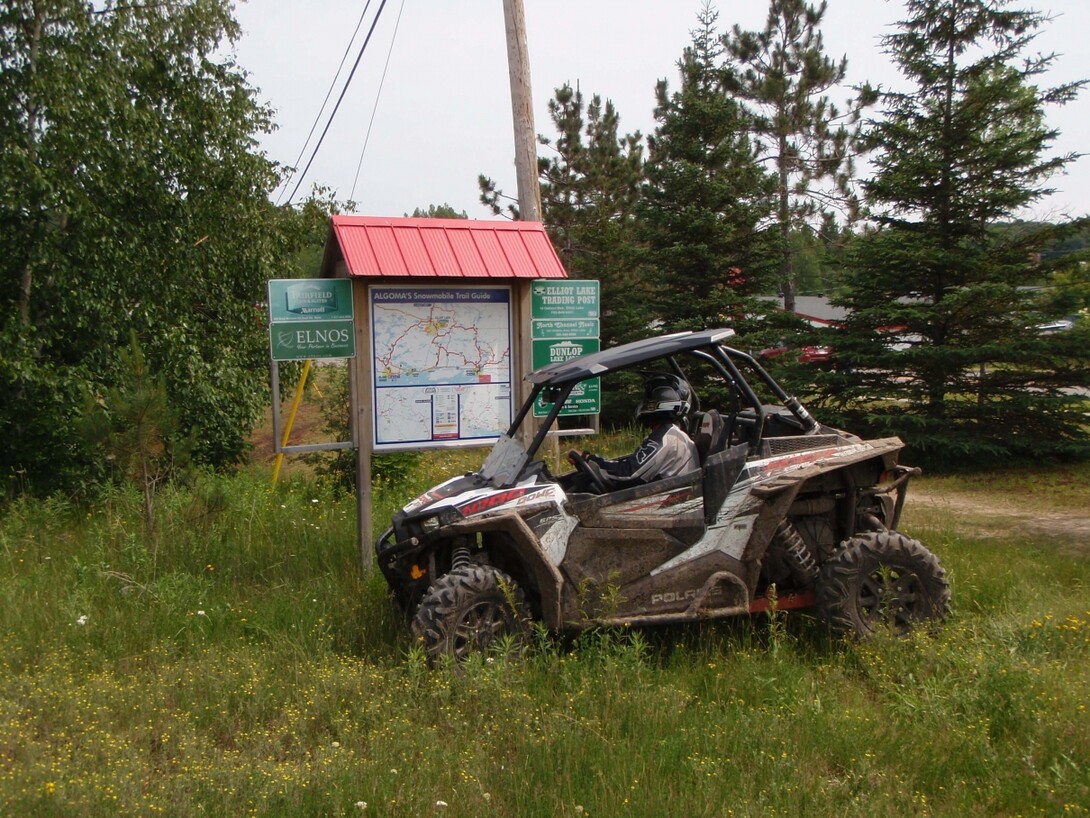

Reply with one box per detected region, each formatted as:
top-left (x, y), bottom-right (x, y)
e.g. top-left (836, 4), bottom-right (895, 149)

top-left (436, 513), bottom-right (566, 629)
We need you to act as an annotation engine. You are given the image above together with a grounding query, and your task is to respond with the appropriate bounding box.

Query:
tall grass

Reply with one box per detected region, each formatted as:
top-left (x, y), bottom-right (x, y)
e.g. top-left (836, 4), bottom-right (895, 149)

top-left (1, 458), bottom-right (1088, 817)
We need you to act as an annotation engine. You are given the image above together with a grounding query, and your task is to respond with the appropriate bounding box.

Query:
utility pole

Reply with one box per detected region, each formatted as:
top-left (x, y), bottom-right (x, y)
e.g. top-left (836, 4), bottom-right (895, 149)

top-left (502, 0), bottom-right (541, 222)
top-left (503, 0), bottom-right (546, 450)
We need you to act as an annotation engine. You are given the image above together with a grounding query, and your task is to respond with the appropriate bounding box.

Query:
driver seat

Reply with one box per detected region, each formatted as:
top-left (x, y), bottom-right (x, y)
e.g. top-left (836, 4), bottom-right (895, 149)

top-left (692, 410), bottom-right (727, 465)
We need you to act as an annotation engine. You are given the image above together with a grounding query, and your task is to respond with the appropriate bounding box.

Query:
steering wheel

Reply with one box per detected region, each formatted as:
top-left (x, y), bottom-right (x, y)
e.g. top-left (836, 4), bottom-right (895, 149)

top-left (566, 449), bottom-right (610, 494)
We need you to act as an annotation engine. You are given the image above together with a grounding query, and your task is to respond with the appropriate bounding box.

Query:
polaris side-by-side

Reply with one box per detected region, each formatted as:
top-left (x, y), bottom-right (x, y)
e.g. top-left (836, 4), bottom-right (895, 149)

top-left (376, 328), bottom-right (950, 662)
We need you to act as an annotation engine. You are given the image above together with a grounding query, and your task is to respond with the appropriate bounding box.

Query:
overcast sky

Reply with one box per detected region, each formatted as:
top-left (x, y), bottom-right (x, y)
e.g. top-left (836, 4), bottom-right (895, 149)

top-left (229, 0), bottom-right (1090, 222)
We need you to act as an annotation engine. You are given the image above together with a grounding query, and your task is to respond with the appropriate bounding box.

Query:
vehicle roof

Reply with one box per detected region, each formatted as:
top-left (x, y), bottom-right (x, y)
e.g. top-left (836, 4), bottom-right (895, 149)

top-left (526, 328), bottom-right (737, 386)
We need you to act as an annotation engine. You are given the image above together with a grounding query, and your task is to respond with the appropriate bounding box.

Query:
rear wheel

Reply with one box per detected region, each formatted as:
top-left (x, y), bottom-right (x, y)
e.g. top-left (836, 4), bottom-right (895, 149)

top-left (411, 565), bottom-right (531, 664)
top-left (818, 532), bottom-right (950, 638)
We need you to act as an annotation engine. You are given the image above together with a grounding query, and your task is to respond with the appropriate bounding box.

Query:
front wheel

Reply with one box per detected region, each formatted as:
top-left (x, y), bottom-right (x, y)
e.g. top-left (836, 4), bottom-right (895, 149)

top-left (817, 531), bottom-right (951, 638)
top-left (411, 565), bottom-right (531, 664)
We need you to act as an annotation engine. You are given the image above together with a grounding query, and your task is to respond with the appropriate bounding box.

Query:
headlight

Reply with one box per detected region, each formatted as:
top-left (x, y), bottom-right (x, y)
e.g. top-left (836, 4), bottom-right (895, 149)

top-left (414, 507), bottom-right (463, 537)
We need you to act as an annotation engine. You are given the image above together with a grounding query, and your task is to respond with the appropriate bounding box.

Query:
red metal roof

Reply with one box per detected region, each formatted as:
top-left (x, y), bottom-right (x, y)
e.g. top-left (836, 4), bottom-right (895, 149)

top-left (324, 215), bottom-right (567, 280)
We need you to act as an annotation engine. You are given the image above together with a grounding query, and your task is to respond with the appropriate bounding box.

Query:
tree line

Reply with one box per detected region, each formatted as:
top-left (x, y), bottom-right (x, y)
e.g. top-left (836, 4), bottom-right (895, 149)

top-left (481, 0), bottom-right (1090, 468)
top-left (0, 0), bottom-right (338, 496)
top-left (2, 0), bottom-right (1088, 499)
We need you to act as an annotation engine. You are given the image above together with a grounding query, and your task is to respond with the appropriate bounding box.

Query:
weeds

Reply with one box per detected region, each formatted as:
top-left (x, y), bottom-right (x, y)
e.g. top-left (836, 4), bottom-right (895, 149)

top-left (1, 459), bottom-right (1088, 816)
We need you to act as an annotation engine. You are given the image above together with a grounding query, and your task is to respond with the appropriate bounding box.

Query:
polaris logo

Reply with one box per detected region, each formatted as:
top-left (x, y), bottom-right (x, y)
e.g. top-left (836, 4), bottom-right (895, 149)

top-left (651, 586), bottom-right (723, 606)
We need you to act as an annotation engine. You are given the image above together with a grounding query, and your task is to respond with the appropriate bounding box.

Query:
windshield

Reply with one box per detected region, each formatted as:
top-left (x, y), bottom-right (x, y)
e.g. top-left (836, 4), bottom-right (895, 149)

top-left (478, 433), bottom-right (529, 487)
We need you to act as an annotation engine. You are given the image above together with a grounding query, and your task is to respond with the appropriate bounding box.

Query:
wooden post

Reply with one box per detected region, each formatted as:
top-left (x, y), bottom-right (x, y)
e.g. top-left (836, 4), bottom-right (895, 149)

top-left (350, 280), bottom-right (374, 572)
top-left (511, 281), bottom-right (535, 447)
top-left (502, 0), bottom-right (541, 223)
top-left (504, 0), bottom-right (544, 447)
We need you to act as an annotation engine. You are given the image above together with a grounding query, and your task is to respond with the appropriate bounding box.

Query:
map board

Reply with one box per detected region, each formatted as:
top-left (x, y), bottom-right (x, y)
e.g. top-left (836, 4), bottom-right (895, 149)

top-left (369, 285), bottom-right (513, 451)
top-left (530, 280), bottom-right (600, 418)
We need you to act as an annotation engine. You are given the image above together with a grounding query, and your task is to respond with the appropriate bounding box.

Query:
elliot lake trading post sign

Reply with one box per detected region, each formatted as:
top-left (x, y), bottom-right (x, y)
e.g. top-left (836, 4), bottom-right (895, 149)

top-left (531, 279), bottom-right (600, 418)
top-left (267, 278), bottom-right (356, 361)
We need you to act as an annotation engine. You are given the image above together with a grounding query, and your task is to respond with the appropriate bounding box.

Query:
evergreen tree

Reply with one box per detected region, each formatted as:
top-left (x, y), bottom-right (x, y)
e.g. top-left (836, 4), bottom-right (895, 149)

top-left (637, 4), bottom-right (777, 334)
top-left (81, 332), bottom-right (192, 540)
top-left (830, 0), bottom-right (1088, 467)
top-left (480, 83), bottom-right (647, 346)
top-left (723, 0), bottom-right (871, 313)
top-left (409, 204), bottom-right (468, 219)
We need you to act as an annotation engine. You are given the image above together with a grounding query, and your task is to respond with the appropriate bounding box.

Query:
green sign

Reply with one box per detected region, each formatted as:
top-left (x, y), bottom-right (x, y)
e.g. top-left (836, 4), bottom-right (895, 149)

top-left (530, 280), bottom-right (599, 321)
top-left (532, 337), bottom-right (600, 418)
top-left (532, 338), bottom-right (599, 367)
top-left (268, 278), bottom-right (355, 360)
top-left (270, 320), bottom-right (356, 361)
top-left (531, 318), bottom-right (600, 340)
top-left (534, 378), bottom-right (600, 418)
top-left (268, 279), bottom-right (353, 322)
top-left (530, 279), bottom-right (600, 417)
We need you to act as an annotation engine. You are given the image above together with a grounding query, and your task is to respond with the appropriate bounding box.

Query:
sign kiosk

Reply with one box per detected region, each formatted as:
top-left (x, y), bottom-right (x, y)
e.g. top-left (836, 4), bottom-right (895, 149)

top-left (315, 216), bottom-right (570, 569)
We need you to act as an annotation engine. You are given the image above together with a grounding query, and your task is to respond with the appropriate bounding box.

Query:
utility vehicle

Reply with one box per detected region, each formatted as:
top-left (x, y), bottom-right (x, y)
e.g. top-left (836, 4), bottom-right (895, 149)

top-left (376, 328), bottom-right (950, 662)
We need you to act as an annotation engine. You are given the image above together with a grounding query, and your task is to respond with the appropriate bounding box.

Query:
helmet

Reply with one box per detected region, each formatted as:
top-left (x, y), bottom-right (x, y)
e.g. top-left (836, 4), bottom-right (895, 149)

top-left (637, 374), bottom-right (692, 421)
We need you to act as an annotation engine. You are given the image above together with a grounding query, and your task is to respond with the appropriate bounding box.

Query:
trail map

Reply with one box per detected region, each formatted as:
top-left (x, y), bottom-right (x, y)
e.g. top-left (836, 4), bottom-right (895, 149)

top-left (369, 286), bottom-right (512, 448)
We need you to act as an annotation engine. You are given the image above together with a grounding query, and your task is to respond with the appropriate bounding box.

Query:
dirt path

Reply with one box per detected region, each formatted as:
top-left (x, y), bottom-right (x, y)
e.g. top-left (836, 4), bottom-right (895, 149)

top-left (906, 489), bottom-right (1090, 554)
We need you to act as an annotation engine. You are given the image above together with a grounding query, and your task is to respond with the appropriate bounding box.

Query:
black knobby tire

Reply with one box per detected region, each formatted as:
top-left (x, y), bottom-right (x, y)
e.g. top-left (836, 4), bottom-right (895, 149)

top-left (817, 531), bottom-right (951, 638)
top-left (411, 565), bottom-right (531, 663)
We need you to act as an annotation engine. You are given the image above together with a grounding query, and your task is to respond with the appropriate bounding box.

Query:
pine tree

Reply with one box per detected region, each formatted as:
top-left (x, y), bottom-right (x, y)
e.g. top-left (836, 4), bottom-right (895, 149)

top-left (830, 0), bottom-right (1089, 467)
top-left (723, 0), bottom-right (870, 313)
top-left (409, 204), bottom-right (468, 219)
top-left (479, 83), bottom-right (647, 346)
top-left (637, 4), bottom-right (777, 333)
top-left (81, 332), bottom-right (192, 542)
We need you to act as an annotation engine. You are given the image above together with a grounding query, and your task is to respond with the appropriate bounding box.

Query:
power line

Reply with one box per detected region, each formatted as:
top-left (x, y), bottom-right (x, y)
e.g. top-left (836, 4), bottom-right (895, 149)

top-left (284, 0), bottom-right (390, 207)
top-left (275, 1), bottom-right (375, 207)
top-left (351, 0), bottom-right (406, 202)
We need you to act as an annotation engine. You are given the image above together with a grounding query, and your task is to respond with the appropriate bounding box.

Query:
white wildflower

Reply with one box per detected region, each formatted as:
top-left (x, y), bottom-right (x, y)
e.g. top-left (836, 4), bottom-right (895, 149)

top-left (76, 615), bottom-right (88, 626)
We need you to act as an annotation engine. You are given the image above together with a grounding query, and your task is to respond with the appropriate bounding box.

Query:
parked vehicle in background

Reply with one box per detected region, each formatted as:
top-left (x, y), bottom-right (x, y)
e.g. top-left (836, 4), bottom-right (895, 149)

top-left (376, 329), bottom-right (950, 664)
top-left (758, 341), bottom-right (832, 364)
top-left (1037, 315), bottom-right (1078, 334)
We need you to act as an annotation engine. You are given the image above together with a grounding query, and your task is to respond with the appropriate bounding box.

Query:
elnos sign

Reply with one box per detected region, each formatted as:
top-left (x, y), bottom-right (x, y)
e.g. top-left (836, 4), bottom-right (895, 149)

top-left (267, 279), bottom-right (355, 360)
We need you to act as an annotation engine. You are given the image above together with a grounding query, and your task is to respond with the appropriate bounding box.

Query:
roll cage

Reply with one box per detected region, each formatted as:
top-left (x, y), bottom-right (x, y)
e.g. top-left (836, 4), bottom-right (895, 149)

top-left (483, 328), bottom-right (821, 489)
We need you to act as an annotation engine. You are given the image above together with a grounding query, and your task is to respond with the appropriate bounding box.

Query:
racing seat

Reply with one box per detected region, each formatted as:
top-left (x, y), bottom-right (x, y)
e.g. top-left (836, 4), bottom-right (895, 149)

top-left (692, 410), bottom-right (728, 465)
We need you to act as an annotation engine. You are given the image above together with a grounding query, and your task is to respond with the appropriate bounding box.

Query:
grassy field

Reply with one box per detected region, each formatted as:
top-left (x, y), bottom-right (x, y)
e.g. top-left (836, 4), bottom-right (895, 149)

top-left (2, 455), bottom-right (1089, 817)
top-left (915, 462), bottom-right (1090, 514)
